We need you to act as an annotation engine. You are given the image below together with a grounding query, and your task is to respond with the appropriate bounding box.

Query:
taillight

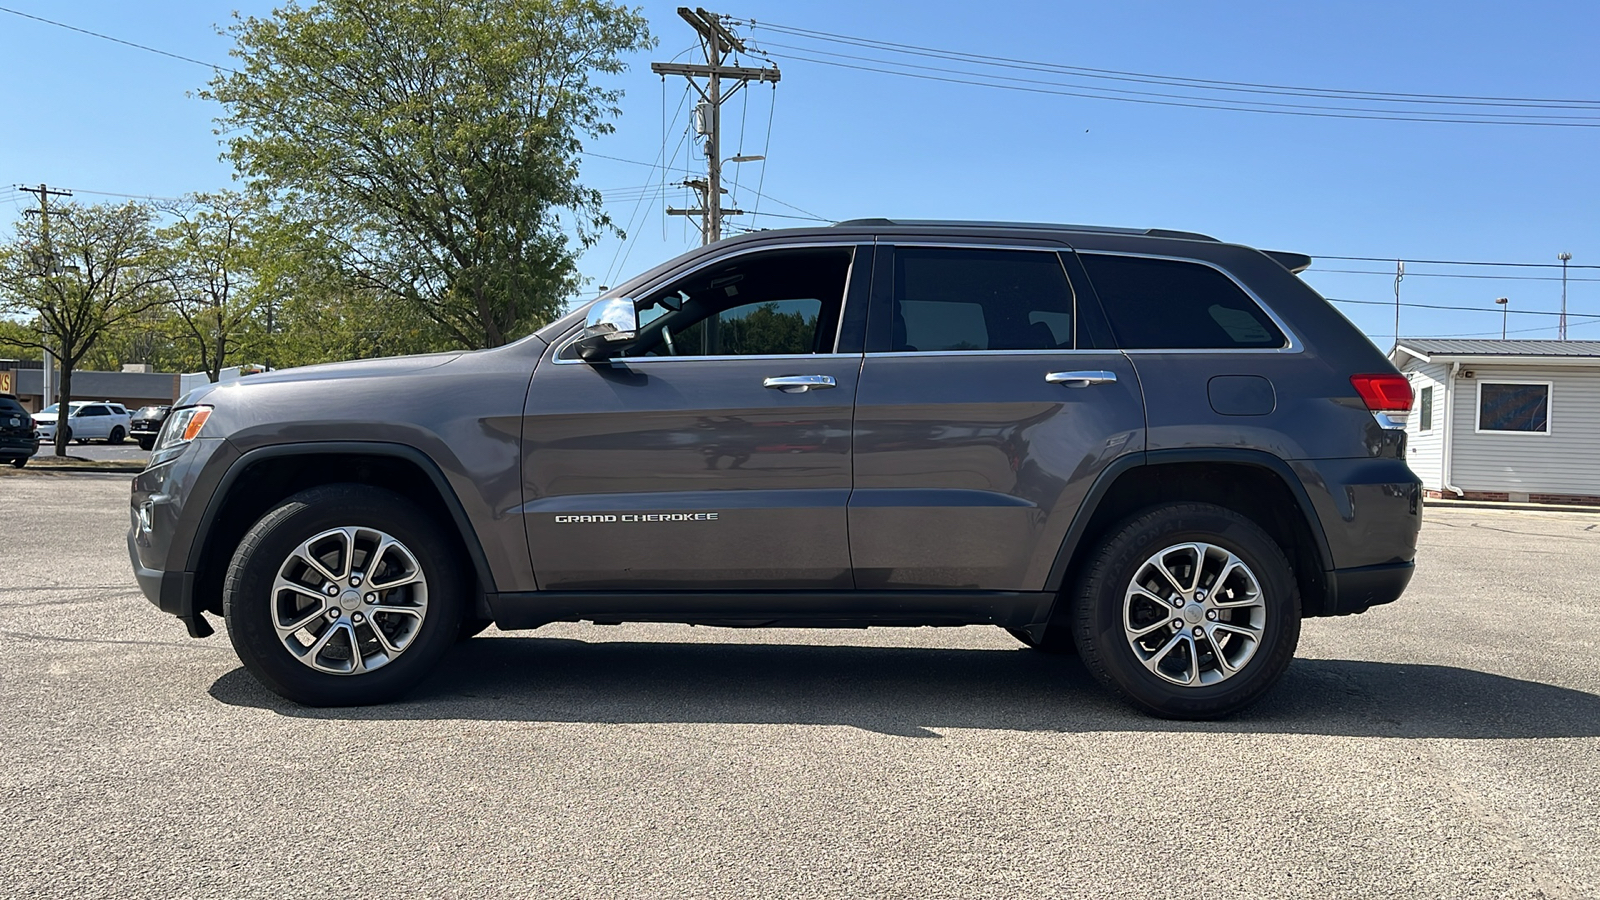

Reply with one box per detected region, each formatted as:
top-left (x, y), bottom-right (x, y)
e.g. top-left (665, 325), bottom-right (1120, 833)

top-left (1350, 374), bottom-right (1413, 411)
top-left (1350, 373), bottom-right (1412, 429)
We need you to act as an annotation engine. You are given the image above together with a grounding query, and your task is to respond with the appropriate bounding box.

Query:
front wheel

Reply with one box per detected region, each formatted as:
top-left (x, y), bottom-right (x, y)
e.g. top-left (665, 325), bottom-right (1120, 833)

top-left (1071, 503), bottom-right (1300, 720)
top-left (223, 484), bottom-right (465, 706)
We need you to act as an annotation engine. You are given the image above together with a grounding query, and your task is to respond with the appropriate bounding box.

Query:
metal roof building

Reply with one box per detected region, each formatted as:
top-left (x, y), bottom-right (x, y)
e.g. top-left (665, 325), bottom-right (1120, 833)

top-left (1390, 339), bottom-right (1600, 503)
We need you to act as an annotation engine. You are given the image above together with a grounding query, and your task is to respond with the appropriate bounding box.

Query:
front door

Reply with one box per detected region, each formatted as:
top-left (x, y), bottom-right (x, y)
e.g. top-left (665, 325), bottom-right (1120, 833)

top-left (522, 243), bottom-right (870, 590)
top-left (849, 243), bottom-right (1146, 591)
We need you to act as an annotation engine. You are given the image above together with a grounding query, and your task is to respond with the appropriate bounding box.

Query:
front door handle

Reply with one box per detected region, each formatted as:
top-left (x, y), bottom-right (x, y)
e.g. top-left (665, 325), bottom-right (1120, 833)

top-left (763, 375), bottom-right (837, 393)
top-left (1045, 370), bottom-right (1118, 388)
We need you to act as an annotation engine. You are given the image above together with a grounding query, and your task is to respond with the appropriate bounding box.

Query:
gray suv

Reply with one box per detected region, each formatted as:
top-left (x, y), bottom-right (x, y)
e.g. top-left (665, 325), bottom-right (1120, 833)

top-left (129, 220), bottom-right (1421, 718)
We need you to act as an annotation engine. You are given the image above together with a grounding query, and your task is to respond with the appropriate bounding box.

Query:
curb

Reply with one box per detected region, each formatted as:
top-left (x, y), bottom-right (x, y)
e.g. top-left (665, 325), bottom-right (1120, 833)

top-left (1424, 497), bottom-right (1600, 514)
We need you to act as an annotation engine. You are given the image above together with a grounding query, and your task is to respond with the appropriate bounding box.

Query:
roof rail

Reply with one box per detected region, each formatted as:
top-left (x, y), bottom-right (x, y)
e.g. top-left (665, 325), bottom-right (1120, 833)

top-left (832, 218), bottom-right (1219, 242)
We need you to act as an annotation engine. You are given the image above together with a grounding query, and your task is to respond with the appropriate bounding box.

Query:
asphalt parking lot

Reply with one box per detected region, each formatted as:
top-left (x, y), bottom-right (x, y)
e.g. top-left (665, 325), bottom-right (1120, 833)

top-left (1, 474), bottom-right (1596, 899)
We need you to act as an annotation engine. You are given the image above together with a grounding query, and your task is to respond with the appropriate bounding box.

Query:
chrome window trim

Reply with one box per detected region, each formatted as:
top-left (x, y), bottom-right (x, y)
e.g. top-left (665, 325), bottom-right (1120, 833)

top-left (1074, 249), bottom-right (1302, 354)
top-left (552, 240), bottom-right (866, 364)
top-left (560, 352), bottom-right (864, 367)
top-left (870, 241), bottom-right (1079, 355)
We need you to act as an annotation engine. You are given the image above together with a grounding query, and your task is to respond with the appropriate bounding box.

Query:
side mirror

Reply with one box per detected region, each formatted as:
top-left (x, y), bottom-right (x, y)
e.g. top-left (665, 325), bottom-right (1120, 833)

top-left (575, 297), bottom-right (639, 360)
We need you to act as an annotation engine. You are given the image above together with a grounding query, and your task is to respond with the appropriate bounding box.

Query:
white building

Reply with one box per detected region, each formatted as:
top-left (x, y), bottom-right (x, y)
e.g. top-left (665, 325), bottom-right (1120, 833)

top-left (1390, 339), bottom-right (1600, 504)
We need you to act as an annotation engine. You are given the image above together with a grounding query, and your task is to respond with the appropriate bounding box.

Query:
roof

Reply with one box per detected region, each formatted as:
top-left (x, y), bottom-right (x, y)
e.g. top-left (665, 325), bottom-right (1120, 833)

top-left (1397, 339), bottom-right (1600, 359)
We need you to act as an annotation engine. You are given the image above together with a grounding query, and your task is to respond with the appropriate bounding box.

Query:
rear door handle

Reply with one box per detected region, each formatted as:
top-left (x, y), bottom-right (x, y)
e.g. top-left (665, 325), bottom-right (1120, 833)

top-left (763, 375), bottom-right (837, 393)
top-left (1045, 370), bottom-right (1118, 387)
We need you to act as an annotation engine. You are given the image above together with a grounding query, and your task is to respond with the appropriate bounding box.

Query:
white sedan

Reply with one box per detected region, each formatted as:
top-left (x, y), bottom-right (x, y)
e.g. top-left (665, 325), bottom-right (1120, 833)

top-left (33, 401), bottom-right (134, 444)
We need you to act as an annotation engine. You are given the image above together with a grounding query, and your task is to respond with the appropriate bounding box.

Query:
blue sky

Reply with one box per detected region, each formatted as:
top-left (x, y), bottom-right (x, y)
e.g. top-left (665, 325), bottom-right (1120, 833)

top-left (1, 0), bottom-right (1596, 346)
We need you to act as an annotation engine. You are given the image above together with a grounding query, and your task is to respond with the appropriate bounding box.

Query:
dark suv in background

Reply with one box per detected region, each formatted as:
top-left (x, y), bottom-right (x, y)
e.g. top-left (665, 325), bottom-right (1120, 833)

top-left (0, 393), bottom-right (39, 468)
top-left (129, 220), bottom-right (1421, 718)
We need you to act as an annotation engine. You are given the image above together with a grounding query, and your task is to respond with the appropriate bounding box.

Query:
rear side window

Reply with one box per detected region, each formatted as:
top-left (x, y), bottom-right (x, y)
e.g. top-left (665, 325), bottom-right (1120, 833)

top-left (1079, 254), bottom-right (1287, 350)
top-left (887, 247), bottom-right (1074, 352)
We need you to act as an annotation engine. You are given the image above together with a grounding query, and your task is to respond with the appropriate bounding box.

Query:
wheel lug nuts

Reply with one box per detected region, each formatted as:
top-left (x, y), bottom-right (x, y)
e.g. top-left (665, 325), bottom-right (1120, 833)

top-left (1195, 590), bottom-right (1207, 600)
top-left (349, 573), bottom-right (363, 586)
top-left (365, 593), bottom-right (376, 603)
top-left (352, 612), bottom-right (365, 623)
top-left (1192, 626), bottom-right (1204, 637)
top-left (324, 585), bottom-right (339, 596)
top-left (1171, 621), bottom-right (1182, 632)
top-left (326, 608), bottom-right (340, 621)
top-left (1206, 610), bottom-right (1217, 621)
top-left (1171, 597), bottom-right (1184, 608)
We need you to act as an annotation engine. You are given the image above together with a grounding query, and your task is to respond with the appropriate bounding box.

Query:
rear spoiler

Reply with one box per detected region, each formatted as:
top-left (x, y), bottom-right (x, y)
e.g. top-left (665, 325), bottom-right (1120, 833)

top-left (1264, 250), bottom-right (1312, 275)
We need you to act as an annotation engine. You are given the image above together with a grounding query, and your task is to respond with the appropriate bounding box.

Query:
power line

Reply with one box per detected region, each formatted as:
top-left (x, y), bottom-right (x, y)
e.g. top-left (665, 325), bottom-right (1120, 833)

top-left (0, 5), bottom-right (234, 72)
top-left (748, 20), bottom-right (1600, 110)
top-left (759, 49), bottom-right (1600, 128)
top-left (1313, 268), bottom-right (1600, 283)
top-left (1317, 253), bottom-right (1599, 270)
top-left (755, 39), bottom-right (1600, 124)
top-left (1327, 297), bottom-right (1600, 320)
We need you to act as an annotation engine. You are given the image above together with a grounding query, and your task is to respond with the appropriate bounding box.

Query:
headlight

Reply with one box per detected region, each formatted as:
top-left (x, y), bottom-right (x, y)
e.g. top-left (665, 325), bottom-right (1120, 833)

top-left (149, 406), bottom-right (212, 466)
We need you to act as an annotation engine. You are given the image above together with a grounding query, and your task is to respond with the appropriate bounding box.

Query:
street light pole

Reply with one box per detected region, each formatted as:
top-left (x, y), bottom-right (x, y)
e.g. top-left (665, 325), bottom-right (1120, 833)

top-left (1496, 296), bottom-right (1509, 339)
top-left (1558, 252), bottom-right (1572, 340)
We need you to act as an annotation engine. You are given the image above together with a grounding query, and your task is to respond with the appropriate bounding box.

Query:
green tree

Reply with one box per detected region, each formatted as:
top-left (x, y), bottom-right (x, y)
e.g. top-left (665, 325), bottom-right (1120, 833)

top-left (204, 0), bottom-right (653, 349)
top-left (0, 202), bottom-right (166, 455)
top-left (156, 191), bottom-right (269, 383)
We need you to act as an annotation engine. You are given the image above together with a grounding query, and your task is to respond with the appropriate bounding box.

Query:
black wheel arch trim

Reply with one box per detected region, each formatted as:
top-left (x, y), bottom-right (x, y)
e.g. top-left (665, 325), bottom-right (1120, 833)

top-left (184, 441), bottom-right (499, 606)
top-left (1041, 447), bottom-right (1337, 599)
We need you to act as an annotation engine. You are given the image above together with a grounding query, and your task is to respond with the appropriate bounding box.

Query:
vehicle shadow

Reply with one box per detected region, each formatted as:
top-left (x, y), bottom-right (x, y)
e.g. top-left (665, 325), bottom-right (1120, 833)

top-left (209, 637), bottom-right (1600, 739)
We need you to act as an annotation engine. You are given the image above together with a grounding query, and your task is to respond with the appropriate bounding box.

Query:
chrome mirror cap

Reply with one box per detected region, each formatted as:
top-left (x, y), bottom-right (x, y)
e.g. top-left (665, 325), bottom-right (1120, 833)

top-left (575, 298), bottom-right (639, 360)
top-left (582, 297), bottom-right (639, 344)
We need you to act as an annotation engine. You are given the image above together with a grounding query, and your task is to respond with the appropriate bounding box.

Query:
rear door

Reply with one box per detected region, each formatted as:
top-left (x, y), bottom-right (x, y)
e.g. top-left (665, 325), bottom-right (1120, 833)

top-left (849, 241), bottom-right (1146, 591)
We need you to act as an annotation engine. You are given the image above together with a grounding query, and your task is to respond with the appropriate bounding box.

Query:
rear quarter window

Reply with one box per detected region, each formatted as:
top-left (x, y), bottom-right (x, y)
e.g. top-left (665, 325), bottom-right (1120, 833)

top-left (1079, 254), bottom-right (1287, 350)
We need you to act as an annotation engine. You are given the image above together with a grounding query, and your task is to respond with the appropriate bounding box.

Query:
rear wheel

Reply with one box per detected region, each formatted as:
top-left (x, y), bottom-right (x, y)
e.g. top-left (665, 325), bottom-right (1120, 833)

top-left (107, 426), bottom-right (126, 445)
top-left (223, 484), bottom-right (464, 706)
top-left (1072, 503), bottom-right (1300, 719)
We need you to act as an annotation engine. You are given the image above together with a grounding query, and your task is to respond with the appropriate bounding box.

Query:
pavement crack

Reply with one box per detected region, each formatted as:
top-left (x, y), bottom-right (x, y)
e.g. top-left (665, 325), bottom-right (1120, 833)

top-left (0, 629), bottom-right (223, 651)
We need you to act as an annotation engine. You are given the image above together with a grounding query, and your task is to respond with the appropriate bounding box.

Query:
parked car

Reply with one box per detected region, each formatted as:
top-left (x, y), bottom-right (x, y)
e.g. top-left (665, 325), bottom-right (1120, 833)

top-left (130, 406), bottom-right (170, 452)
top-left (130, 220), bottom-right (1421, 718)
top-left (34, 401), bottom-right (133, 445)
top-left (0, 392), bottom-right (39, 468)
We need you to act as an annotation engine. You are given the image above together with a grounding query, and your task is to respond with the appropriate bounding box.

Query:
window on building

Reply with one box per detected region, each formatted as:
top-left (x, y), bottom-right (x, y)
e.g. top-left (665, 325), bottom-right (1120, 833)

top-left (1078, 253), bottom-right (1287, 350)
top-left (1419, 385), bottom-right (1433, 432)
top-left (1477, 382), bottom-right (1549, 434)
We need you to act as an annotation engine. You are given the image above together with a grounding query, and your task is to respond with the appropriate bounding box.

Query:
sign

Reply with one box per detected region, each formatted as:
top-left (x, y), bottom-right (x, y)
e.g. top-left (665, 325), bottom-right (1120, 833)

top-left (0, 371), bottom-right (12, 394)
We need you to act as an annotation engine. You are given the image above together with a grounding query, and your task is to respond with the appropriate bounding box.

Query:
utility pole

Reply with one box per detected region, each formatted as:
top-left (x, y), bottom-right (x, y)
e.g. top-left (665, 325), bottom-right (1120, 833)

top-left (1393, 260), bottom-right (1404, 351)
top-left (19, 184), bottom-right (72, 408)
top-left (1558, 252), bottom-right (1572, 340)
top-left (652, 8), bottom-right (779, 245)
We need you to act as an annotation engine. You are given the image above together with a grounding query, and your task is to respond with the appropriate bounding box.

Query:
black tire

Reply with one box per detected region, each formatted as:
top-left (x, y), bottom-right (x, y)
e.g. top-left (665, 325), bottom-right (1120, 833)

top-left (60, 426), bottom-right (72, 443)
top-left (136, 436), bottom-right (156, 452)
top-left (223, 483), bottom-right (465, 706)
top-left (108, 426), bottom-right (126, 445)
top-left (1071, 503), bottom-right (1300, 720)
top-left (1006, 625), bottom-right (1076, 655)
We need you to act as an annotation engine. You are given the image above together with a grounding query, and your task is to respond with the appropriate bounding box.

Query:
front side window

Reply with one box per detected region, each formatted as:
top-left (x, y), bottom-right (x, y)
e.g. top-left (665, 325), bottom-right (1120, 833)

top-left (1478, 382), bottom-right (1549, 433)
top-left (885, 247), bottom-right (1075, 352)
top-left (1079, 254), bottom-right (1287, 350)
top-left (1419, 385), bottom-right (1434, 431)
top-left (622, 246), bottom-right (853, 358)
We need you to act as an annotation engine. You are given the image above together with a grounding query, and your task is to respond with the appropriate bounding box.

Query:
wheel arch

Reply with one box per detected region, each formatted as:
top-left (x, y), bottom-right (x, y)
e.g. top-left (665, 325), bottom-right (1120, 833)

top-left (1044, 449), bottom-right (1335, 618)
top-left (186, 442), bottom-right (497, 621)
